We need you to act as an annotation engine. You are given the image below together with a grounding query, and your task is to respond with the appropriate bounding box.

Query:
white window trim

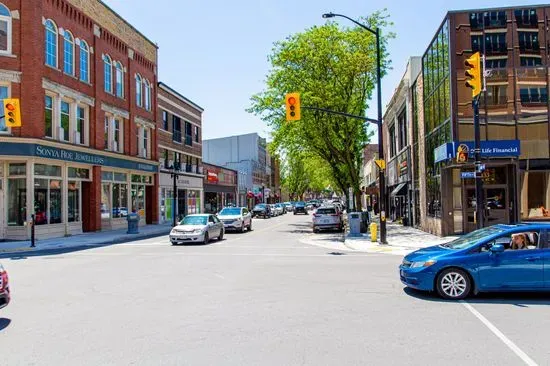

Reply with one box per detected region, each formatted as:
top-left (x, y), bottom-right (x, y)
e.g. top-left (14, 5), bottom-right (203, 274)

top-left (104, 113), bottom-right (124, 153)
top-left (79, 40), bottom-right (90, 83)
top-left (0, 82), bottom-right (11, 134)
top-left (75, 103), bottom-right (89, 146)
top-left (115, 61), bottom-right (124, 99)
top-left (103, 54), bottom-right (113, 94)
top-left (45, 19), bottom-right (58, 68)
top-left (143, 79), bottom-right (151, 111)
top-left (135, 73), bottom-right (142, 107)
top-left (0, 3), bottom-right (12, 55)
top-left (44, 92), bottom-right (90, 146)
top-left (59, 98), bottom-right (71, 142)
top-left (136, 125), bottom-right (151, 159)
top-left (63, 30), bottom-right (75, 76)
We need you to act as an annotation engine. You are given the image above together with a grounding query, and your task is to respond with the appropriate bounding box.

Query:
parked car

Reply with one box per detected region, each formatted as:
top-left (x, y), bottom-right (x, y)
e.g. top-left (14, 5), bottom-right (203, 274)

top-left (274, 203), bottom-right (286, 215)
top-left (0, 263), bottom-right (10, 309)
top-left (400, 223), bottom-right (550, 300)
top-left (269, 204), bottom-right (279, 217)
top-left (284, 202), bottom-right (294, 212)
top-left (252, 204), bottom-right (270, 219)
top-left (217, 207), bottom-right (252, 233)
top-left (294, 201), bottom-right (308, 215)
top-left (313, 205), bottom-right (344, 233)
top-left (170, 214), bottom-right (224, 245)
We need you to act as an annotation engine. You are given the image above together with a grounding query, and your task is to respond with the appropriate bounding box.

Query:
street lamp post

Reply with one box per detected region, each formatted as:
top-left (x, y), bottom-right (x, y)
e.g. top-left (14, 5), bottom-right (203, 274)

top-left (322, 12), bottom-right (387, 243)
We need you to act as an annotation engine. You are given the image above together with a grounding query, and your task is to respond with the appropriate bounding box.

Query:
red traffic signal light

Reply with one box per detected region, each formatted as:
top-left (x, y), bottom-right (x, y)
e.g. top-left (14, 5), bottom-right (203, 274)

top-left (285, 93), bottom-right (301, 121)
top-left (3, 98), bottom-right (21, 127)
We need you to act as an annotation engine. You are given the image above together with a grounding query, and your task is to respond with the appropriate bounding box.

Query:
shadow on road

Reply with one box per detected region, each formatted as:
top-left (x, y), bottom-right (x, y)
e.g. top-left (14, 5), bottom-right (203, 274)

top-left (0, 318), bottom-right (11, 331)
top-left (403, 287), bottom-right (550, 306)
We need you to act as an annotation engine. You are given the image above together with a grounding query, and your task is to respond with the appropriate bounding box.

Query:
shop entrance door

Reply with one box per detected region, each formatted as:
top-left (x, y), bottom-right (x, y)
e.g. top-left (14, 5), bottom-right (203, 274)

top-left (464, 185), bottom-right (509, 232)
top-left (178, 189), bottom-right (187, 220)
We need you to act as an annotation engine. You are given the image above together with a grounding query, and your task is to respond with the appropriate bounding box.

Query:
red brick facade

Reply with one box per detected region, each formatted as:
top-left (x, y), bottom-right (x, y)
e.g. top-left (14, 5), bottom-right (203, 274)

top-left (0, 0), bottom-right (159, 238)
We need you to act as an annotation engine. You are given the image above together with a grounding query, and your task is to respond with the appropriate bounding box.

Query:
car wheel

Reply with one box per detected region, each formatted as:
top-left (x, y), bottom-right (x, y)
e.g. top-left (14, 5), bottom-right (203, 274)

top-left (436, 268), bottom-right (471, 300)
top-left (218, 229), bottom-right (224, 241)
top-left (293, 212), bottom-right (296, 215)
top-left (203, 232), bottom-right (210, 245)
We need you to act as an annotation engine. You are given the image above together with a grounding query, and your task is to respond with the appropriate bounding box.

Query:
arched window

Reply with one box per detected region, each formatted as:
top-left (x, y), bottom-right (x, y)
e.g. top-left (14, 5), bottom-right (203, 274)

top-left (0, 3), bottom-right (12, 54)
top-left (45, 19), bottom-right (58, 67)
top-left (103, 54), bottom-right (112, 93)
top-left (79, 40), bottom-right (89, 83)
top-left (63, 30), bottom-right (74, 75)
top-left (115, 61), bottom-right (124, 98)
top-left (135, 74), bottom-right (142, 107)
top-left (143, 79), bottom-right (151, 111)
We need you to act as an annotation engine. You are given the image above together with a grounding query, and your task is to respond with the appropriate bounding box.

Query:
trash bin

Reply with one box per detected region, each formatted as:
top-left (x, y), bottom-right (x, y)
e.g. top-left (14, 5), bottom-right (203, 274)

top-left (127, 213), bottom-right (140, 234)
top-left (348, 212), bottom-right (361, 236)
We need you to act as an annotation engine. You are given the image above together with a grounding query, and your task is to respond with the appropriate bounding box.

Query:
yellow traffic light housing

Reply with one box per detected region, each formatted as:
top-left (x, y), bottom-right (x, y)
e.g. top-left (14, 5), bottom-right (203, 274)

top-left (464, 52), bottom-right (482, 98)
top-left (285, 93), bottom-right (301, 121)
top-left (3, 98), bottom-right (21, 127)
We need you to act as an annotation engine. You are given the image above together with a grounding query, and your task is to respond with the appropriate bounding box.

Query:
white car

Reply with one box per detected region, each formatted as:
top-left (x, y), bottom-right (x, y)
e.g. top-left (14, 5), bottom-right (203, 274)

top-left (217, 207), bottom-right (252, 233)
top-left (312, 205), bottom-right (344, 233)
top-left (170, 214), bottom-right (224, 245)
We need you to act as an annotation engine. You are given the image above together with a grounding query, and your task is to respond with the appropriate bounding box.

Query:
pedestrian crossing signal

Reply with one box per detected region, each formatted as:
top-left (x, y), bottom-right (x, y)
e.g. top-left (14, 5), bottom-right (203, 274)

top-left (285, 93), bottom-right (300, 121)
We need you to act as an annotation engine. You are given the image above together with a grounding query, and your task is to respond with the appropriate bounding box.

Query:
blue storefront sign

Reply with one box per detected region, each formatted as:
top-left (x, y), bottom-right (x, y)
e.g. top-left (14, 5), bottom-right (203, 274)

top-left (0, 142), bottom-right (158, 173)
top-left (434, 140), bottom-right (520, 162)
top-left (460, 172), bottom-right (475, 179)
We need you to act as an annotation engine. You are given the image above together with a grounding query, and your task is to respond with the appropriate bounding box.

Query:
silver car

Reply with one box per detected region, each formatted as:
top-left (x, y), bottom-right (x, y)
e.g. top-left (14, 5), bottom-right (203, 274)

top-left (170, 214), bottom-right (224, 245)
top-left (217, 207), bottom-right (252, 233)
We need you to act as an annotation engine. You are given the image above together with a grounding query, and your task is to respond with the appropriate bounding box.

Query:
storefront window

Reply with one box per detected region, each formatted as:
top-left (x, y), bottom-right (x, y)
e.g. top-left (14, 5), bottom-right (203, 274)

top-left (68, 180), bottom-right (80, 222)
top-left (187, 190), bottom-right (201, 214)
top-left (68, 167), bottom-right (89, 179)
top-left (131, 184), bottom-right (145, 217)
top-left (8, 177), bottom-right (26, 226)
top-left (112, 183), bottom-right (128, 218)
top-left (101, 183), bottom-right (110, 219)
top-left (525, 172), bottom-right (550, 219)
top-left (205, 192), bottom-right (218, 213)
top-left (34, 165), bottom-right (62, 225)
top-left (165, 189), bottom-right (173, 221)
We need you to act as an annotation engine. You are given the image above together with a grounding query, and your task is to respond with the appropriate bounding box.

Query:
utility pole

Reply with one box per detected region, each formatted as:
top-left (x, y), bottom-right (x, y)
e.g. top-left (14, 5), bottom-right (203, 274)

top-left (473, 97), bottom-right (484, 229)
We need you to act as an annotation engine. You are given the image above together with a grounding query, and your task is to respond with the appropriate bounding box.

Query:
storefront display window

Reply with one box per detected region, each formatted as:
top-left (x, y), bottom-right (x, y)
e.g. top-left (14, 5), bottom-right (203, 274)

top-left (525, 172), bottom-right (550, 219)
top-left (187, 190), bottom-right (201, 214)
top-left (205, 192), bottom-right (218, 213)
top-left (112, 183), bottom-right (128, 218)
top-left (8, 174), bottom-right (26, 226)
top-left (34, 164), bottom-right (62, 225)
top-left (101, 183), bottom-right (110, 219)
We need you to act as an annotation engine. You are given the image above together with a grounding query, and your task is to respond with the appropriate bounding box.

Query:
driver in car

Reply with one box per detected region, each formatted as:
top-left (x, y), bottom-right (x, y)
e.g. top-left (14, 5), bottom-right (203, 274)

top-left (511, 233), bottom-right (528, 250)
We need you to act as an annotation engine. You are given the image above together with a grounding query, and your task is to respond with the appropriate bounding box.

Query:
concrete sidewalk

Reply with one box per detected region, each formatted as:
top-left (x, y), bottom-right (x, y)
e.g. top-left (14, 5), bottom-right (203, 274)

top-left (0, 223), bottom-right (172, 254)
top-left (344, 218), bottom-right (458, 255)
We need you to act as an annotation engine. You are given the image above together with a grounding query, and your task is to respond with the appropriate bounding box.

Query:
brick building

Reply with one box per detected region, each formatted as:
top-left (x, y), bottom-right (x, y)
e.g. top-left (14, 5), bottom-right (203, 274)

top-left (157, 82), bottom-right (204, 223)
top-left (0, 0), bottom-right (159, 240)
top-left (202, 162), bottom-right (238, 213)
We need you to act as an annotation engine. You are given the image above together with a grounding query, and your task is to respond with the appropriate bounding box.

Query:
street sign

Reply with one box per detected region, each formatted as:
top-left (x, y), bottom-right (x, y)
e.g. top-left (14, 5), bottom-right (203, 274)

top-left (375, 159), bottom-right (386, 170)
top-left (461, 172), bottom-right (475, 179)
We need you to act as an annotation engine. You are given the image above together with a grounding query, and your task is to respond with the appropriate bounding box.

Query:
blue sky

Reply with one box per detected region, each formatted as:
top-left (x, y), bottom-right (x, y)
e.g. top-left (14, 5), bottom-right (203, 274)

top-left (104, 0), bottom-right (549, 141)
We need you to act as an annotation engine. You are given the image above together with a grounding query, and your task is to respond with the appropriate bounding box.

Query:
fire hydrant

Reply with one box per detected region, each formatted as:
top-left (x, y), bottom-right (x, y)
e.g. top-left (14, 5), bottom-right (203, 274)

top-left (370, 222), bottom-right (377, 242)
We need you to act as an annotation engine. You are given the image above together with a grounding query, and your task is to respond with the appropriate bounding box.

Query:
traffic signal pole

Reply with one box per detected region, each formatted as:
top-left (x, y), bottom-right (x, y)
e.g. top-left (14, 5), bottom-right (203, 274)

top-left (473, 97), bottom-right (484, 229)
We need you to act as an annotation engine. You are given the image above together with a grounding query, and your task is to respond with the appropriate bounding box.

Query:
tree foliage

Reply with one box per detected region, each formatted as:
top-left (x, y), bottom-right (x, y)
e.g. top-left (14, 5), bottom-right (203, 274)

top-left (249, 10), bottom-right (394, 208)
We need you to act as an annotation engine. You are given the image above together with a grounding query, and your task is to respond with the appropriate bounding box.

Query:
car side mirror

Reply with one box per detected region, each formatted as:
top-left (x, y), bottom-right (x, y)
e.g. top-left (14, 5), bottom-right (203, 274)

top-left (489, 244), bottom-right (504, 254)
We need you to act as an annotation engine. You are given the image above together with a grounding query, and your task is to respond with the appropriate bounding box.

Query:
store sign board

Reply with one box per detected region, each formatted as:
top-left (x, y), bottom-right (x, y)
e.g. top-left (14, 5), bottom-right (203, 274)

top-left (434, 143), bottom-right (453, 163)
top-left (0, 142), bottom-right (158, 172)
top-left (434, 140), bottom-right (520, 163)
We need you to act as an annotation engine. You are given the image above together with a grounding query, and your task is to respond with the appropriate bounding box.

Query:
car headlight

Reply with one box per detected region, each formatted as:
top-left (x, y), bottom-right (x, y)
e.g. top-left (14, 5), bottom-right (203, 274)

top-left (193, 229), bottom-right (203, 234)
top-left (410, 260), bottom-right (437, 268)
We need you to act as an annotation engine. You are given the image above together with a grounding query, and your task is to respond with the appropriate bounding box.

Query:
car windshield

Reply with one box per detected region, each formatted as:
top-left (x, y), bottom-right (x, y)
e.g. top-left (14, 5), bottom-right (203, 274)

top-left (317, 208), bottom-right (336, 215)
top-left (295, 202), bottom-right (305, 206)
top-left (254, 204), bottom-right (266, 209)
top-left (440, 226), bottom-right (506, 249)
top-left (219, 208), bottom-right (241, 215)
top-left (181, 216), bottom-right (207, 226)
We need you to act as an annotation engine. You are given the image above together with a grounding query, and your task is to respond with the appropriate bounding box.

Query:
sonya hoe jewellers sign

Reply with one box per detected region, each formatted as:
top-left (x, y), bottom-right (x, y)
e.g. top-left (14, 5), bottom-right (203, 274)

top-left (0, 142), bottom-right (157, 172)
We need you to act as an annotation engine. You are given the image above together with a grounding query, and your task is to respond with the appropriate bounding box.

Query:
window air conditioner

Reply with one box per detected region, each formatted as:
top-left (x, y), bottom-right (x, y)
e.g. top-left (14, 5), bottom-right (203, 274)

top-left (74, 131), bottom-right (81, 144)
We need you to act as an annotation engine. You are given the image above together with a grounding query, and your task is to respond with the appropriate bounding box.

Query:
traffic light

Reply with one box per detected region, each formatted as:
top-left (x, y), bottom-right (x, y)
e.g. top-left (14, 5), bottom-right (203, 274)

top-left (464, 52), bottom-right (482, 98)
top-left (285, 93), bottom-right (300, 121)
top-left (3, 98), bottom-right (21, 127)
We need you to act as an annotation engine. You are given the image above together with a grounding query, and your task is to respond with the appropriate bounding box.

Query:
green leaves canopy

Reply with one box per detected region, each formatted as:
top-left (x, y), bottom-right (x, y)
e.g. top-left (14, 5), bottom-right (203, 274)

top-left (249, 11), bottom-right (394, 208)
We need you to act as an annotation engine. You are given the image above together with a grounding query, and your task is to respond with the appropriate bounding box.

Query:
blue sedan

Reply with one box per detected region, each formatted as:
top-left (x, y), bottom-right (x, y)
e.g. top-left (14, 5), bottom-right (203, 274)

top-left (400, 223), bottom-right (550, 300)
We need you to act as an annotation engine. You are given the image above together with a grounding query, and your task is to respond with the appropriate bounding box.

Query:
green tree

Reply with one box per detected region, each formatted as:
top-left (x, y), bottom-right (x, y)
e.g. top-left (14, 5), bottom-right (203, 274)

top-left (249, 10), bottom-right (393, 210)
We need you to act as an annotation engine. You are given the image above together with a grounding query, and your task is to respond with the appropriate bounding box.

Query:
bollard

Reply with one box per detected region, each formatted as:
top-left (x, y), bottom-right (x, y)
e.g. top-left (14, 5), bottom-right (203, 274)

top-left (370, 222), bottom-right (377, 242)
top-left (30, 214), bottom-right (36, 247)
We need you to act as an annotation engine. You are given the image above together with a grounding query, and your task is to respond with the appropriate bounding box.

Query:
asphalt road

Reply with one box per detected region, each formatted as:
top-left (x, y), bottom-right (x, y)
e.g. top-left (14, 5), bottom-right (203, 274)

top-left (1, 213), bottom-right (549, 365)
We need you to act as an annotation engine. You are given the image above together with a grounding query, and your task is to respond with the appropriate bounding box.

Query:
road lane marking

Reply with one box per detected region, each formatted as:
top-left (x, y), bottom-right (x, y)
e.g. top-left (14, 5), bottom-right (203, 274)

top-left (461, 301), bottom-right (538, 366)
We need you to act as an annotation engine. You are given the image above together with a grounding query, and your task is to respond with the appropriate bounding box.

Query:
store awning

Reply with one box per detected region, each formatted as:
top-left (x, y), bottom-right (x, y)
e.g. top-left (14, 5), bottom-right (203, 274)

top-left (390, 182), bottom-right (407, 197)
